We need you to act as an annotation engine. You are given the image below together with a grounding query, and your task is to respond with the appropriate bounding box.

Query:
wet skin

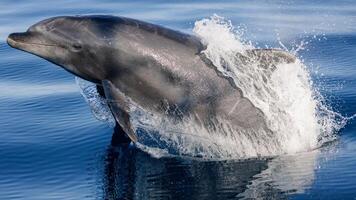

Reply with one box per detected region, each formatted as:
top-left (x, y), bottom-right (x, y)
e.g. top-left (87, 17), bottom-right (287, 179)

top-left (7, 15), bottom-right (295, 142)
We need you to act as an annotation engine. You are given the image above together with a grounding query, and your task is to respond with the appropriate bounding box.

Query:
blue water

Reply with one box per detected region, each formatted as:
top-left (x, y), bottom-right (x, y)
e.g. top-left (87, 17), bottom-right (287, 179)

top-left (0, 0), bottom-right (355, 199)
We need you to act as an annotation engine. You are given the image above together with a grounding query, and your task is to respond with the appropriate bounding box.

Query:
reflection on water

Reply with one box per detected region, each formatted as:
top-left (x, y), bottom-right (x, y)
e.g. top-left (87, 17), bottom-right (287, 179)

top-left (101, 134), bottom-right (337, 199)
top-left (240, 151), bottom-right (319, 199)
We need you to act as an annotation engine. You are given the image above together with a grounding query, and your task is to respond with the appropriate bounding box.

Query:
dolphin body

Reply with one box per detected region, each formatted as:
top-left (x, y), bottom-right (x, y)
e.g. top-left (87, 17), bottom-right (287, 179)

top-left (7, 15), bottom-right (295, 143)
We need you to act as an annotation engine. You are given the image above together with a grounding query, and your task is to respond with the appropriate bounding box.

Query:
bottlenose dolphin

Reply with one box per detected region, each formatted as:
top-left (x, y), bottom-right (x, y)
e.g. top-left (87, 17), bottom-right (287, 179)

top-left (7, 15), bottom-right (295, 143)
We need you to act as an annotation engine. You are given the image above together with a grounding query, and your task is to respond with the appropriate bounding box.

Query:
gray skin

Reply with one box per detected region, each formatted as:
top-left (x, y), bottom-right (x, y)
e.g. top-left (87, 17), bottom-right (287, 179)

top-left (7, 15), bottom-right (295, 142)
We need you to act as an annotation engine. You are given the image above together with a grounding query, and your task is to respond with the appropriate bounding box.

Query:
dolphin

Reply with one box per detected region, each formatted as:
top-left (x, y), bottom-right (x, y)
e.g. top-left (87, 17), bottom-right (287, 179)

top-left (7, 15), bottom-right (296, 143)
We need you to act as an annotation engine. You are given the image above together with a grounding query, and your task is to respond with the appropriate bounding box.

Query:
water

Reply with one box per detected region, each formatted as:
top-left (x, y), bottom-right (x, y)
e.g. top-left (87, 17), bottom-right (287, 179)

top-left (0, 0), bottom-right (355, 199)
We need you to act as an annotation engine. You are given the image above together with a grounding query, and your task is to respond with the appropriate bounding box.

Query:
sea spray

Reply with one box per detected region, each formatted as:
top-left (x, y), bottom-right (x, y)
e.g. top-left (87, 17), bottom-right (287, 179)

top-left (76, 15), bottom-right (345, 159)
top-left (193, 15), bottom-right (343, 154)
top-left (75, 78), bottom-right (116, 127)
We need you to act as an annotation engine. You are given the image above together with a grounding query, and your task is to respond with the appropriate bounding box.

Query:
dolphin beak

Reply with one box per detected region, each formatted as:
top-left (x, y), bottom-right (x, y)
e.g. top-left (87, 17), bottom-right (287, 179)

top-left (7, 32), bottom-right (31, 49)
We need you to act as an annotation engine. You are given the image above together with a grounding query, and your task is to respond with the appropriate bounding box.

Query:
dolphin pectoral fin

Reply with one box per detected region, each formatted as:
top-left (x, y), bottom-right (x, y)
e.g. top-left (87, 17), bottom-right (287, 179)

top-left (96, 84), bottom-right (106, 97)
top-left (102, 80), bottom-right (138, 143)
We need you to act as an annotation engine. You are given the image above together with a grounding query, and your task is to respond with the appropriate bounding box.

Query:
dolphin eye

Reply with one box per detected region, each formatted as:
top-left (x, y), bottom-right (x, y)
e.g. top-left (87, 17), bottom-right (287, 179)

top-left (72, 43), bottom-right (82, 52)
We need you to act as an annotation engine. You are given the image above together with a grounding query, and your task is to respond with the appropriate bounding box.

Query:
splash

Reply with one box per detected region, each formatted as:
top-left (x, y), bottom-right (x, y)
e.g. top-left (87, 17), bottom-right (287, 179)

top-left (75, 77), bottom-right (116, 127)
top-left (193, 15), bottom-right (345, 155)
top-left (76, 15), bottom-right (347, 159)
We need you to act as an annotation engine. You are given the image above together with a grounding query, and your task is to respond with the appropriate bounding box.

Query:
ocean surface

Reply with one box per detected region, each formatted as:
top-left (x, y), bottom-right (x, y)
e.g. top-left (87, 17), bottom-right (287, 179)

top-left (1, 0), bottom-right (356, 199)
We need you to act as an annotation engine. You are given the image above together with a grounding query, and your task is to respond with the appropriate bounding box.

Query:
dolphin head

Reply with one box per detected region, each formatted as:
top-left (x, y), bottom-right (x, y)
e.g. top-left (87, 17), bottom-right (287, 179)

top-left (7, 16), bottom-right (110, 83)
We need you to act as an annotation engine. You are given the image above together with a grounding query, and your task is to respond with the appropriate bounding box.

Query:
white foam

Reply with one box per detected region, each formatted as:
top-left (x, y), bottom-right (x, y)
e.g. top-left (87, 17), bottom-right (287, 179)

top-left (77, 15), bottom-right (347, 159)
top-left (193, 15), bottom-right (344, 156)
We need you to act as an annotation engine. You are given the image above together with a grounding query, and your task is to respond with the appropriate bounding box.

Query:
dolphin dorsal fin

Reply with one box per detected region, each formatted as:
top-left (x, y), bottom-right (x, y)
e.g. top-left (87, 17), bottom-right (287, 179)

top-left (102, 80), bottom-right (138, 142)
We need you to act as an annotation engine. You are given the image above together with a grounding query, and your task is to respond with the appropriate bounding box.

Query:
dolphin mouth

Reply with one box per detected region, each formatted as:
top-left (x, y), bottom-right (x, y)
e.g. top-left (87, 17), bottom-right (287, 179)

top-left (7, 32), bottom-right (58, 49)
top-left (8, 32), bottom-right (99, 84)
